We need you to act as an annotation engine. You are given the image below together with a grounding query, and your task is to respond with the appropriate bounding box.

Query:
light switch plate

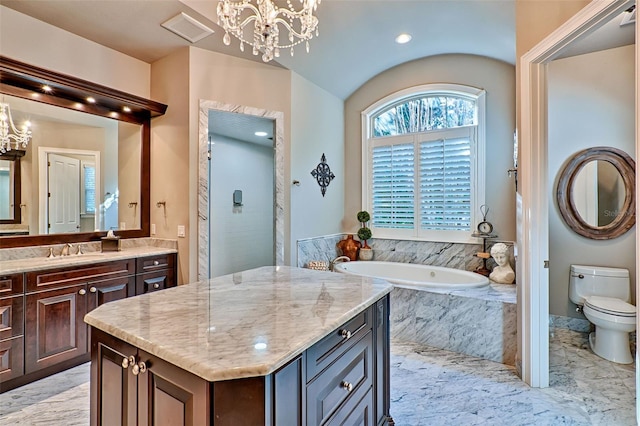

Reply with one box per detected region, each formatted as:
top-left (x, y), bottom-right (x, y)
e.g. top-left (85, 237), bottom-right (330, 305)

top-left (178, 225), bottom-right (186, 237)
top-left (151, 223), bottom-right (156, 235)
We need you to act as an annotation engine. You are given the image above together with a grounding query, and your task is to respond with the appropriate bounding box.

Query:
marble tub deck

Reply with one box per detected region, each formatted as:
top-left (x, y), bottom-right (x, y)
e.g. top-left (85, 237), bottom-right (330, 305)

top-left (1, 328), bottom-right (634, 425)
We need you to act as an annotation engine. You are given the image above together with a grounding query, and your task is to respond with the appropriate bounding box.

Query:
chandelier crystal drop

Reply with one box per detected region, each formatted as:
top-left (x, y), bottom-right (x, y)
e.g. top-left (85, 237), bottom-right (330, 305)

top-left (0, 103), bottom-right (32, 154)
top-left (217, 0), bottom-right (321, 62)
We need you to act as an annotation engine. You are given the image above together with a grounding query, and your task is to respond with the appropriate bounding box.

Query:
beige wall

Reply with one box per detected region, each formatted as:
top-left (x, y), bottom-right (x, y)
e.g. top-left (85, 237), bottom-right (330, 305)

top-left (118, 123), bottom-right (142, 230)
top-left (290, 73), bottom-right (344, 265)
top-left (150, 47), bottom-right (293, 283)
top-left (344, 54), bottom-right (517, 241)
top-left (548, 45), bottom-right (636, 318)
top-left (0, 6), bottom-right (150, 97)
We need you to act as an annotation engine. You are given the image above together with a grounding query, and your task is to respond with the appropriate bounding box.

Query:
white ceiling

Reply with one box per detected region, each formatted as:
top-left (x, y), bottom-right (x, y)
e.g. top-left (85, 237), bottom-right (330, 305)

top-left (2, 0), bottom-right (517, 100)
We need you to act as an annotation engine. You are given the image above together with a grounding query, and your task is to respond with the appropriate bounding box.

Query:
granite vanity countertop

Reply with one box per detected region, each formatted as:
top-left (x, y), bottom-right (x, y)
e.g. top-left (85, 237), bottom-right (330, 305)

top-left (0, 245), bottom-right (177, 275)
top-left (85, 266), bottom-right (393, 382)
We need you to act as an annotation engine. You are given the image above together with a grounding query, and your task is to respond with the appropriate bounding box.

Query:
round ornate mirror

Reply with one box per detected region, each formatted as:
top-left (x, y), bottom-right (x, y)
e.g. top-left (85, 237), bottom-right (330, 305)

top-left (556, 147), bottom-right (635, 240)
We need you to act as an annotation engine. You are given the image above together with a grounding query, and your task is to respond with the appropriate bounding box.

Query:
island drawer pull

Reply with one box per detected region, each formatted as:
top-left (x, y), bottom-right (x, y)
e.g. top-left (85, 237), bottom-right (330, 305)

top-left (132, 361), bottom-right (147, 376)
top-left (121, 355), bottom-right (136, 369)
top-left (340, 381), bottom-right (353, 392)
top-left (153, 283), bottom-right (160, 289)
top-left (340, 329), bottom-right (351, 339)
top-left (153, 260), bottom-right (160, 266)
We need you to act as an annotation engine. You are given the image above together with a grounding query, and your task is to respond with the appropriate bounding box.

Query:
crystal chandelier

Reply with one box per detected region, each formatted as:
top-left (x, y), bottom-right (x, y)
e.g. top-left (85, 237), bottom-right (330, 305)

top-left (217, 0), bottom-right (321, 62)
top-left (0, 103), bottom-right (31, 154)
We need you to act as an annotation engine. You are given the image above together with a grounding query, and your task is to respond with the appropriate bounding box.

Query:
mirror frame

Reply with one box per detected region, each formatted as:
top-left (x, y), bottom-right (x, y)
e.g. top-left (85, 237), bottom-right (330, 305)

top-left (0, 56), bottom-right (167, 248)
top-left (0, 157), bottom-right (21, 224)
top-left (556, 146), bottom-right (635, 240)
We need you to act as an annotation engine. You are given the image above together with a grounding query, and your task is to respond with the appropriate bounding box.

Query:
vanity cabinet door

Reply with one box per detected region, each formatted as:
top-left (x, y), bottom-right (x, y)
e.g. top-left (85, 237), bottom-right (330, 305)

top-left (87, 276), bottom-right (135, 313)
top-left (25, 283), bottom-right (88, 373)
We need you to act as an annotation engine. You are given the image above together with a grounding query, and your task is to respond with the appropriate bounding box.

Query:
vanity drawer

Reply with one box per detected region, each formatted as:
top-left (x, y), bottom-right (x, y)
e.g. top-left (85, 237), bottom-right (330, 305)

top-left (0, 274), bottom-right (23, 297)
top-left (306, 331), bottom-right (373, 426)
top-left (26, 259), bottom-right (135, 293)
top-left (306, 305), bottom-right (372, 382)
top-left (136, 253), bottom-right (175, 273)
top-left (0, 336), bottom-right (24, 385)
top-left (0, 295), bottom-right (24, 341)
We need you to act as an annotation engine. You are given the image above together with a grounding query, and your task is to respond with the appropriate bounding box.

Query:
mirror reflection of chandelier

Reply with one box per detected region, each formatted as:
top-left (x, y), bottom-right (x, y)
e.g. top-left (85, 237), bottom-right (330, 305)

top-left (216, 0), bottom-right (321, 62)
top-left (0, 102), bottom-right (31, 154)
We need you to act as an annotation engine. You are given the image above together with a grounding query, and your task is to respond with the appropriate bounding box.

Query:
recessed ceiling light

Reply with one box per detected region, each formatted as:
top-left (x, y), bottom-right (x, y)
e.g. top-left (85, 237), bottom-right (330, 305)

top-left (255, 131), bottom-right (268, 137)
top-left (122, 106), bottom-right (132, 113)
top-left (42, 85), bottom-right (52, 93)
top-left (86, 97), bottom-right (96, 103)
top-left (395, 33), bottom-right (412, 44)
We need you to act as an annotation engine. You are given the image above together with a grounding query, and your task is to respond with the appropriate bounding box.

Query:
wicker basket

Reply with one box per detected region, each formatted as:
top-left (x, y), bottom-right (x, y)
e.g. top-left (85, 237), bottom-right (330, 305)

top-left (307, 260), bottom-right (329, 271)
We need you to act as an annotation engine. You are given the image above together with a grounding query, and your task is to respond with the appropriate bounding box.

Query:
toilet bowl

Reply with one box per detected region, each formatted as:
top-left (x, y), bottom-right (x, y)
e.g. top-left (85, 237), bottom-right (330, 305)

top-left (569, 265), bottom-right (636, 364)
top-left (583, 295), bottom-right (636, 364)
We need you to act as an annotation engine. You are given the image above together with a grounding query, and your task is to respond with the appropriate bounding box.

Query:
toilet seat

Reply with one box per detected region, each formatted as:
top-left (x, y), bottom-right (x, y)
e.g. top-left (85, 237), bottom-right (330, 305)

top-left (585, 296), bottom-right (636, 317)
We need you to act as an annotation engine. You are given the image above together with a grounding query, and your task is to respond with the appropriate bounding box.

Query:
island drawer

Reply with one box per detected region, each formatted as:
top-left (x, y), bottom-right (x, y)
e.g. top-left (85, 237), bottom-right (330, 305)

top-left (306, 305), bottom-right (372, 382)
top-left (136, 254), bottom-right (175, 274)
top-left (0, 336), bottom-right (24, 384)
top-left (26, 259), bottom-right (135, 293)
top-left (306, 330), bottom-right (373, 425)
top-left (0, 274), bottom-right (24, 297)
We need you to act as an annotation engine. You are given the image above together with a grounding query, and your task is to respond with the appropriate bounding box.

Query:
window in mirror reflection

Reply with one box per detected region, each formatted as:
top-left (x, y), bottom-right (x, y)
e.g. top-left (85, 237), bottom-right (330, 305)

top-left (573, 160), bottom-right (625, 227)
top-left (0, 94), bottom-right (142, 236)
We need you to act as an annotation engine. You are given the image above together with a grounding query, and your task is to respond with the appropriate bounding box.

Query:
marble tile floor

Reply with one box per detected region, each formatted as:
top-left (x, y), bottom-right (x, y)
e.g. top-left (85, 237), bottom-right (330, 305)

top-left (0, 328), bottom-right (635, 425)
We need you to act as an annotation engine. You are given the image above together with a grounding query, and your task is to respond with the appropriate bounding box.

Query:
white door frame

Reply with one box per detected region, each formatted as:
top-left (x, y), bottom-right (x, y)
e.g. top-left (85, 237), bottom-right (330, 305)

top-left (38, 146), bottom-right (101, 234)
top-left (519, 0), bottom-right (635, 388)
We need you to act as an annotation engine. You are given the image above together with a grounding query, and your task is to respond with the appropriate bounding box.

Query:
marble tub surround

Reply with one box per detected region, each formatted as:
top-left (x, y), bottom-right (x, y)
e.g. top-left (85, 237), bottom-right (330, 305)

top-left (297, 235), bottom-right (486, 272)
top-left (84, 266), bottom-right (393, 382)
top-left (297, 233), bottom-right (345, 267)
top-left (391, 286), bottom-right (517, 365)
top-left (0, 237), bottom-right (177, 274)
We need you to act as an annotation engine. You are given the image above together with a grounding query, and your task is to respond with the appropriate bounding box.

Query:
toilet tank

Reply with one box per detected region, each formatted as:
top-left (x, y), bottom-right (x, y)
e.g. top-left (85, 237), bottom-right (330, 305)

top-left (569, 264), bottom-right (630, 305)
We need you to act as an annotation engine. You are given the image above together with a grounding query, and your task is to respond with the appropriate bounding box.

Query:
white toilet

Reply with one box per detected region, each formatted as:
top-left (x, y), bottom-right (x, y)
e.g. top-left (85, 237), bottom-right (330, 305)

top-left (569, 264), bottom-right (636, 364)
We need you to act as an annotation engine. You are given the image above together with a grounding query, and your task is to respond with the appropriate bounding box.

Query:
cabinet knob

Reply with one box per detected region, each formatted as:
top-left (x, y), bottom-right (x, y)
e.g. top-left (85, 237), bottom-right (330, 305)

top-left (340, 381), bottom-right (353, 392)
top-left (153, 283), bottom-right (160, 289)
top-left (132, 361), bottom-right (147, 376)
top-left (121, 355), bottom-right (135, 369)
top-left (90, 286), bottom-right (97, 293)
top-left (153, 260), bottom-right (159, 266)
top-left (78, 289), bottom-right (86, 295)
top-left (340, 329), bottom-right (351, 340)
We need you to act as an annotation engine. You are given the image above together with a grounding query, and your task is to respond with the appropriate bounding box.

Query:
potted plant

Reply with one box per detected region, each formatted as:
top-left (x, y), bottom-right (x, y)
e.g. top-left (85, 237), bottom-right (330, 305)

top-left (357, 210), bottom-right (373, 260)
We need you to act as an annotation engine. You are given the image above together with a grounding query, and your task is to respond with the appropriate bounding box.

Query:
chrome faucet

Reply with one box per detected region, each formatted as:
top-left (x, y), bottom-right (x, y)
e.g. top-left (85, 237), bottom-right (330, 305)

top-left (330, 255), bottom-right (351, 271)
top-left (60, 243), bottom-right (73, 256)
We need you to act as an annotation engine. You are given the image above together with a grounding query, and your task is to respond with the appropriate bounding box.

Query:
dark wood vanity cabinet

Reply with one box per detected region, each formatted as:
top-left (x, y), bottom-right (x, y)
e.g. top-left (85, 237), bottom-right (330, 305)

top-left (90, 294), bottom-right (391, 426)
top-left (0, 274), bottom-right (25, 384)
top-left (0, 252), bottom-right (177, 393)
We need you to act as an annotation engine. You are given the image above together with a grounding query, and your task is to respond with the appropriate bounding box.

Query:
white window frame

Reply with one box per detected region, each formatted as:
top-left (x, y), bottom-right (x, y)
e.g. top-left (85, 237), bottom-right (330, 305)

top-left (361, 83), bottom-right (486, 244)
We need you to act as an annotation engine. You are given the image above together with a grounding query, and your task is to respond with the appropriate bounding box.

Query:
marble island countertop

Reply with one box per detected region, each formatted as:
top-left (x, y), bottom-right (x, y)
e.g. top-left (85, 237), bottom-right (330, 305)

top-left (84, 266), bottom-right (393, 382)
top-left (0, 238), bottom-right (177, 274)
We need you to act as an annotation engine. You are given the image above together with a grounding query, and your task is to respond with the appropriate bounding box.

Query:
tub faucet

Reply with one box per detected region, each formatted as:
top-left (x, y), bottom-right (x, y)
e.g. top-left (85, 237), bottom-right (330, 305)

top-left (330, 256), bottom-right (351, 271)
top-left (61, 243), bottom-right (73, 256)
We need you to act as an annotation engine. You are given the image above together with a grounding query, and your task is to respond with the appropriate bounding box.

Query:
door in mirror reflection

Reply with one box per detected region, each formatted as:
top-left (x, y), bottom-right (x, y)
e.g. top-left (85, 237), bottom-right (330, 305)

top-left (573, 160), bottom-right (625, 227)
top-left (0, 160), bottom-right (14, 220)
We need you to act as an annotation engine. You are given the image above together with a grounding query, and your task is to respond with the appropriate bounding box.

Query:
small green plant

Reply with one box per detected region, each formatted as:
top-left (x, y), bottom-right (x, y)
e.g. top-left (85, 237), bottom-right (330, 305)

top-left (357, 210), bottom-right (372, 248)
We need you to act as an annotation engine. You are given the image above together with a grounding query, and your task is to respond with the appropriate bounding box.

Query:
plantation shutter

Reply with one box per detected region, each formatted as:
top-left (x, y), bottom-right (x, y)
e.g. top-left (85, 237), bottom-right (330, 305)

top-left (419, 136), bottom-right (471, 230)
top-left (372, 143), bottom-right (414, 229)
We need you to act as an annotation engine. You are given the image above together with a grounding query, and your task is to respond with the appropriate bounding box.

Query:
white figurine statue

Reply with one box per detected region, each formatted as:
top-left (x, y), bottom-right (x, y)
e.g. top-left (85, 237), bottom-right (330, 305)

top-left (489, 243), bottom-right (515, 284)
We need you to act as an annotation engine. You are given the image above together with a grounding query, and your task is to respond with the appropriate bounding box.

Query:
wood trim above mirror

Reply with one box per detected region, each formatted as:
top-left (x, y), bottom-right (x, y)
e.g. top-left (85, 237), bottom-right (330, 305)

top-left (0, 56), bottom-right (167, 248)
top-left (556, 146), bottom-right (635, 240)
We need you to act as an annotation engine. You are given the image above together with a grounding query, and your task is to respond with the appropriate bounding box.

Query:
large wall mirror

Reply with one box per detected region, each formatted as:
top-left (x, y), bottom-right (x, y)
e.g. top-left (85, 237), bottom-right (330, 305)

top-left (0, 56), bottom-right (166, 247)
top-left (556, 146), bottom-right (635, 240)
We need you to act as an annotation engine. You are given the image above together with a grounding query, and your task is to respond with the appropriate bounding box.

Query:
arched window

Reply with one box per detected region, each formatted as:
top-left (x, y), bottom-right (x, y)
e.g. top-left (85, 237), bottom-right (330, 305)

top-left (362, 84), bottom-right (486, 243)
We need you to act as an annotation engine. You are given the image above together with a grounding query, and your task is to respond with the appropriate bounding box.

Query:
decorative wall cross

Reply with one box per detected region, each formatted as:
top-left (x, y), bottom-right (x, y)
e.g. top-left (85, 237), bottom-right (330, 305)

top-left (310, 153), bottom-right (335, 197)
